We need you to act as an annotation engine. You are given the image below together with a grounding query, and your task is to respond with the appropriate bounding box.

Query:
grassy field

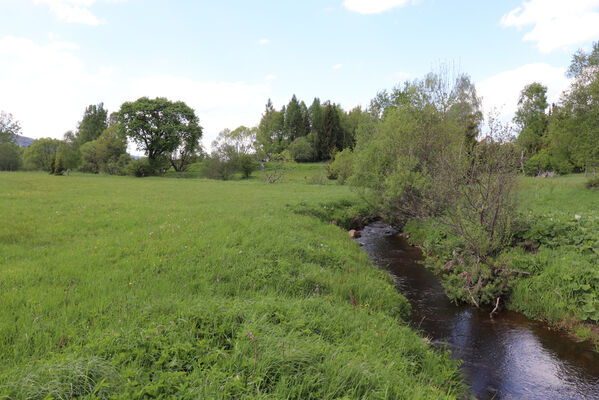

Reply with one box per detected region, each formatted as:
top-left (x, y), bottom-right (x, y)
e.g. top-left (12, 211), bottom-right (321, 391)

top-left (505, 175), bottom-right (599, 340)
top-left (405, 174), bottom-right (599, 342)
top-left (0, 172), bottom-right (464, 399)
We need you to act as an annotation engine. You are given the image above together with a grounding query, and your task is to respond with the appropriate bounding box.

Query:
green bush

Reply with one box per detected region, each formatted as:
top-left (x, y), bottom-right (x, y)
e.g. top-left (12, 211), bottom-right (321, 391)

top-left (201, 155), bottom-right (236, 180)
top-left (289, 136), bottom-right (315, 162)
top-left (52, 152), bottom-right (65, 175)
top-left (127, 157), bottom-right (155, 177)
top-left (238, 153), bottom-right (257, 179)
top-left (327, 148), bottom-right (354, 184)
top-left (585, 177), bottom-right (599, 189)
top-left (523, 150), bottom-right (551, 176)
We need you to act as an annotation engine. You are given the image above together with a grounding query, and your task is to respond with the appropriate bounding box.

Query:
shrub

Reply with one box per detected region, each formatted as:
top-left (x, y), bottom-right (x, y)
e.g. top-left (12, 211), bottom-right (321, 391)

top-left (104, 153), bottom-right (132, 175)
top-left (523, 150), bottom-right (551, 176)
top-left (288, 136), bottom-right (314, 162)
top-left (585, 177), bottom-right (599, 189)
top-left (238, 153), bottom-right (257, 179)
top-left (201, 155), bottom-right (236, 180)
top-left (327, 148), bottom-right (354, 184)
top-left (52, 153), bottom-right (65, 175)
top-left (128, 157), bottom-right (155, 177)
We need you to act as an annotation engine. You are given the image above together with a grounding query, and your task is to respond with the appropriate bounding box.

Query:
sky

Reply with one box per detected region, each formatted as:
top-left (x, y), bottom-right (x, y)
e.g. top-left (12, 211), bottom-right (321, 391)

top-left (1, 0), bottom-right (599, 150)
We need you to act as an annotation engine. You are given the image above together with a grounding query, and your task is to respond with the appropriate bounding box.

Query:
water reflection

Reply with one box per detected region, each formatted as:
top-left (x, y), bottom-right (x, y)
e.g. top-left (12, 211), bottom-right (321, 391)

top-left (358, 222), bottom-right (599, 400)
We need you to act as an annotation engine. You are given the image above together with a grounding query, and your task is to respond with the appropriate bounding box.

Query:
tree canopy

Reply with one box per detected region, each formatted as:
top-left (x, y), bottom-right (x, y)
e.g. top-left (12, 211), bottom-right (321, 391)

top-left (0, 111), bottom-right (21, 144)
top-left (118, 97), bottom-right (202, 172)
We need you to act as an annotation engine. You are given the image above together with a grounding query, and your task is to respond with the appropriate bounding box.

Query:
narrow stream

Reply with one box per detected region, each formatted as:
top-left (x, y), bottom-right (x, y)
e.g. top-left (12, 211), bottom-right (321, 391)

top-left (358, 221), bottom-right (599, 400)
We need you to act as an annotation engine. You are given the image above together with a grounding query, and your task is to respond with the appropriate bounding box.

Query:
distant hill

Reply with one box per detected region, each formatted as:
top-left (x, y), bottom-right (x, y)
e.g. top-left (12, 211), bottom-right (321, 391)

top-left (15, 135), bottom-right (34, 148)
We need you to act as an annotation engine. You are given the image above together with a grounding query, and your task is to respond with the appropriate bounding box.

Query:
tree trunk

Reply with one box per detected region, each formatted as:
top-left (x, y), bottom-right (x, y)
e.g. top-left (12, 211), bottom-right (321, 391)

top-left (584, 166), bottom-right (588, 178)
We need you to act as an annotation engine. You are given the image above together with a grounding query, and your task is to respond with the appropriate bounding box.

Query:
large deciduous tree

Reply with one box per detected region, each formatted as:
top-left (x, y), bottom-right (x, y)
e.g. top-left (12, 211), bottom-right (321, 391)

top-left (118, 97), bottom-right (202, 173)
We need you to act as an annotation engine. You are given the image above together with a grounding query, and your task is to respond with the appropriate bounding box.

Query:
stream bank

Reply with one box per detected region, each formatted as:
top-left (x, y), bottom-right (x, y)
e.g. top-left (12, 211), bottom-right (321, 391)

top-left (359, 221), bottom-right (599, 400)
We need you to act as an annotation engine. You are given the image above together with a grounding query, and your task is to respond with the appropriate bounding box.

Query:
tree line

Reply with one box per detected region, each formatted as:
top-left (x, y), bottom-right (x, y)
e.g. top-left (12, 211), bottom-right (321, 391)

top-left (515, 42), bottom-right (599, 177)
top-left (0, 98), bottom-right (204, 177)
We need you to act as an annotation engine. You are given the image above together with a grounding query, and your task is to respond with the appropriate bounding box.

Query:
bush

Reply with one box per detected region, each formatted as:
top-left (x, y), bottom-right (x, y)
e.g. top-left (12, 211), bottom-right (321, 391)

top-left (288, 136), bottom-right (314, 162)
top-left (523, 150), bottom-right (551, 176)
top-left (201, 155), bottom-right (236, 180)
top-left (52, 153), bottom-right (65, 175)
top-left (104, 153), bottom-right (132, 175)
top-left (0, 143), bottom-right (22, 171)
top-left (238, 153), bottom-right (257, 179)
top-left (128, 158), bottom-right (155, 177)
top-left (585, 177), bottom-right (599, 189)
top-left (327, 149), bottom-right (354, 184)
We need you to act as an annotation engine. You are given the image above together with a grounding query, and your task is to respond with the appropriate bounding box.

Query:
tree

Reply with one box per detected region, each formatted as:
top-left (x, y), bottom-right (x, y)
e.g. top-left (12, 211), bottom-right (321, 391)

top-left (0, 111), bottom-right (21, 144)
top-left (119, 97), bottom-right (202, 174)
top-left (208, 126), bottom-right (257, 179)
top-left (256, 99), bottom-right (285, 155)
top-left (77, 104), bottom-right (108, 145)
top-left (352, 71), bottom-right (521, 306)
top-left (321, 102), bottom-right (344, 159)
top-left (308, 98), bottom-right (324, 159)
top-left (288, 136), bottom-right (314, 162)
top-left (52, 152), bottom-right (65, 175)
top-left (169, 122), bottom-right (204, 172)
top-left (284, 95), bottom-right (307, 143)
top-left (23, 138), bottom-right (61, 171)
top-left (60, 130), bottom-right (81, 170)
top-left (0, 143), bottom-right (22, 171)
top-left (79, 125), bottom-right (129, 174)
top-left (0, 112), bottom-right (22, 171)
top-left (514, 82), bottom-right (549, 156)
top-left (563, 42), bottom-right (599, 176)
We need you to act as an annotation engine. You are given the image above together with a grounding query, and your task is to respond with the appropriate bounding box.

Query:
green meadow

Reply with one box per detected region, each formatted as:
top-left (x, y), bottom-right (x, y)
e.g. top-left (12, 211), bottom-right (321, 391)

top-left (0, 171), bottom-right (464, 399)
top-left (506, 175), bottom-right (599, 339)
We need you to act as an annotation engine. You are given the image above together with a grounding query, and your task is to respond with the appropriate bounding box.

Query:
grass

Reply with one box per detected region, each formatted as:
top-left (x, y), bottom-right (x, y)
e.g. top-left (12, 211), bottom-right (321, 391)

top-left (0, 171), bottom-right (465, 399)
top-left (505, 175), bottom-right (599, 339)
top-left (164, 160), bottom-right (333, 185)
top-left (404, 174), bottom-right (599, 343)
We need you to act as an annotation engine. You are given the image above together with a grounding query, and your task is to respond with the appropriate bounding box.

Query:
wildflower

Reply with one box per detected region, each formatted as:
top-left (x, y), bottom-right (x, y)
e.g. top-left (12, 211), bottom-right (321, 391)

top-left (575, 214), bottom-right (582, 220)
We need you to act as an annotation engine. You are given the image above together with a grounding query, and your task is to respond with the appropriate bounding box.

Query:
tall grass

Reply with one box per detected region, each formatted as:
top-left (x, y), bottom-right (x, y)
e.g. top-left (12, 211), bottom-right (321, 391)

top-left (0, 171), bottom-right (464, 399)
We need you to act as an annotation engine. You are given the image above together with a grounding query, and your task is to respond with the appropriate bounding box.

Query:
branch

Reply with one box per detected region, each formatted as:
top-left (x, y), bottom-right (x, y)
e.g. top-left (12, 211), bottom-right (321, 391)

top-left (490, 297), bottom-right (500, 318)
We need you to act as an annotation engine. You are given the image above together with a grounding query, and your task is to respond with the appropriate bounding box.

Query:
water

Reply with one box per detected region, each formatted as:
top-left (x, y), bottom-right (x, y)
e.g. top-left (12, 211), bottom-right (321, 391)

top-left (358, 221), bottom-right (599, 400)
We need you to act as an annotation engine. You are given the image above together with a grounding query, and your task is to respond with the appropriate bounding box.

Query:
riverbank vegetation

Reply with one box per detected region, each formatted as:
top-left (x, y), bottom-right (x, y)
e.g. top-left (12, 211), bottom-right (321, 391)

top-left (403, 174), bottom-right (599, 341)
top-left (0, 172), bottom-right (465, 399)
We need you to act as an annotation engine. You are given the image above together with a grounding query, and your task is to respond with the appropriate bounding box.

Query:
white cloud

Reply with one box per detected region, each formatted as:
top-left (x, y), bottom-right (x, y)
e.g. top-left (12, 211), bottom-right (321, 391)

top-left (0, 35), bottom-right (116, 140)
top-left (343, 0), bottom-right (412, 14)
top-left (265, 74), bottom-right (277, 81)
top-left (33, 0), bottom-right (125, 25)
top-left (126, 76), bottom-right (270, 147)
top-left (258, 38), bottom-right (271, 45)
top-left (476, 63), bottom-right (570, 123)
top-left (501, 0), bottom-right (599, 53)
top-left (0, 35), bottom-right (272, 150)
top-left (332, 63), bottom-right (343, 70)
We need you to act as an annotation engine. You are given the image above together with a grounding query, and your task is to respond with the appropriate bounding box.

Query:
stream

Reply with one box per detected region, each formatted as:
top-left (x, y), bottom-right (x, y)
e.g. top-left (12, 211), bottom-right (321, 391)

top-left (358, 221), bottom-right (599, 400)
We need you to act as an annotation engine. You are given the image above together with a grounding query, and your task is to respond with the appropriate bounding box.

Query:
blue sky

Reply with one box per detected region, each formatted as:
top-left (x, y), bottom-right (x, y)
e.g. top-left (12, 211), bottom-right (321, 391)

top-left (1, 0), bottom-right (599, 148)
